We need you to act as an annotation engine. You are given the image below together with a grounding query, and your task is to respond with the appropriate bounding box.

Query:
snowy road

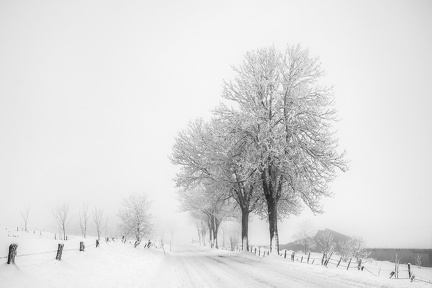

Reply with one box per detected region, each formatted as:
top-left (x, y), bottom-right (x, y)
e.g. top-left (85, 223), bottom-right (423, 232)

top-left (1, 235), bottom-right (427, 288)
top-left (150, 244), bottom-right (375, 288)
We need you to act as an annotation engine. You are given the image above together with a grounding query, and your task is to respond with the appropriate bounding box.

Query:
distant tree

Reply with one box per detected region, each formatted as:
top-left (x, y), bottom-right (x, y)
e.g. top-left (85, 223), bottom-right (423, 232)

top-left (349, 236), bottom-right (370, 260)
top-left (191, 217), bottom-right (207, 245)
top-left (337, 236), bottom-right (369, 261)
top-left (229, 234), bottom-right (239, 251)
top-left (78, 203), bottom-right (89, 238)
top-left (92, 207), bottom-right (104, 241)
top-left (294, 219), bottom-right (316, 254)
top-left (415, 254), bottom-right (422, 268)
top-left (179, 185), bottom-right (235, 249)
top-left (104, 218), bottom-right (109, 240)
top-left (53, 202), bottom-right (70, 240)
top-left (198, 220), bottom-right (207, 246)
top-left (226, 222), bottom-right (241, 251)
top-left (20, 206), bottom-right (31, 232)
top-left (316, 231), bottom-right (336, 259)
top-left (118, 193), bottom-right (152, 248)
top-left (337, 240), bottom-right (351, 261)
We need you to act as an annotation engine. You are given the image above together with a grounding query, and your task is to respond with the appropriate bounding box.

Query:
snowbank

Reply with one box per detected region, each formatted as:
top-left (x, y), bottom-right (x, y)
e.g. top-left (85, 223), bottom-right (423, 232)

top-left (0, 227), bottom-right (165, 288)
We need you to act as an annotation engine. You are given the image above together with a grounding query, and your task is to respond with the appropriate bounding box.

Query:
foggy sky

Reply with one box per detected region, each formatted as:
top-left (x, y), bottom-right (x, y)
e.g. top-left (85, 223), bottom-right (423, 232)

top-left (1, 0), bottom-right (431, 248)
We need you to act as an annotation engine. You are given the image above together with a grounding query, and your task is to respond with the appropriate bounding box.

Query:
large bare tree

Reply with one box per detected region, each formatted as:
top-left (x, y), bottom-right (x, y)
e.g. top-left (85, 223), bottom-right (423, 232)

top-left (118, 193), bottom-right (152, 248)
top-left (221, 45), bottom-right (348, 253)
top-left (53, 202), bottom-right (70, 240)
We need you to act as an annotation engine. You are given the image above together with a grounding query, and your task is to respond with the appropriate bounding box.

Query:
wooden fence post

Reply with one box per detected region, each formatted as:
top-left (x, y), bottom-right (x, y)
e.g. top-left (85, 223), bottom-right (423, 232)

top-left (7, 243), bottom-right (18, 264)
top-left (337, 257), bottom-right (342, 268)
top-left (267, 251), bottom-right (269, 256)
top-left (395, 260), bottom-right (397, 278)
top-left (291, 252), bottom-right (295, 262)
top-left (357, 259), bottom-right (362, 270)
top-left (56, 243), bottom-right (64, 260)
top-left (254, 247), bottom-right (257, 255)
top-left (301, 256), bottom-right (303, 262)
top-left (347, 258), bottom-right (352, 270)
top-left (96, 239), bottom-right (99, 248)
top-left (161, 240), bottom-right (166, 255)
top-left (307, 252), bottom-right (310, 264)
top-left (408, 263), bottom-right (411, 278)
top-left (80, 241), bottom-right (85, 251)
top-left (321, 253), bottom-right (326, 265)
top-left (284, 250), bottom-right (287, 259)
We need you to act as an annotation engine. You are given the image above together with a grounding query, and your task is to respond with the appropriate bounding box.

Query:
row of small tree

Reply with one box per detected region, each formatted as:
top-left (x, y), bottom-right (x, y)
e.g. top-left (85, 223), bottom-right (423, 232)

top-left (171, 44), bottom-right (347, 253)
top-left (19, 193), bottom-right (152, 246)
top-left (53, 202), bottom-right (107, 241)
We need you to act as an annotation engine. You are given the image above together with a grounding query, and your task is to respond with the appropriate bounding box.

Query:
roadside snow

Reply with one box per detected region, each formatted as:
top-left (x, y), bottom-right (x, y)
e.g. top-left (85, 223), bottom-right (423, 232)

top-left (0, 227), bottom-right (164, 288)
top-left (1, 228), bottom-right (431, 288)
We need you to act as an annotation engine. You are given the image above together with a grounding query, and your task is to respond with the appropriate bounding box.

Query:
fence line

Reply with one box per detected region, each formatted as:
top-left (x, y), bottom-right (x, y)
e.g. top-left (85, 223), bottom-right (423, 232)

top-left (251, 250), bottom-right (432, 285)
top-left (3, 239), bottom-right (103, 265)
top-left (16, 250), bottom-right (58, 257)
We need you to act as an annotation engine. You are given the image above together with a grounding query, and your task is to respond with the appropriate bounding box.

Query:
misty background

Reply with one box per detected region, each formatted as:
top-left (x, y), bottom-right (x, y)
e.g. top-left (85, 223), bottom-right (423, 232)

top-left (0, 0), bottom-right (431, 248)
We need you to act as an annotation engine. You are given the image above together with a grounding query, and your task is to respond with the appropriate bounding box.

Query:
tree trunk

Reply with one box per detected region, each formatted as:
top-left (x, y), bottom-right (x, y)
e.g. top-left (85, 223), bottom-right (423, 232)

top-left (197, 226), bottom-right (202, 245)
top-left (213, 226), bottom-right (218, 249)
top-left (214, 216), bottom-right (222, 249)
top-left (208, 221), bottom-right (213, 248)
top-left (201, 229), bottom-right (206, 246)
top-left (241, 208), bottom-right (249, 251)
top-left (266, 197), bottom-right (279, 255)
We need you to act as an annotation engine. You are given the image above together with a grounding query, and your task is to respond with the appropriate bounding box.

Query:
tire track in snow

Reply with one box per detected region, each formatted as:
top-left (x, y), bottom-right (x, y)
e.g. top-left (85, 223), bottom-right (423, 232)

top-left (156, 245), bottom-right (376, 288)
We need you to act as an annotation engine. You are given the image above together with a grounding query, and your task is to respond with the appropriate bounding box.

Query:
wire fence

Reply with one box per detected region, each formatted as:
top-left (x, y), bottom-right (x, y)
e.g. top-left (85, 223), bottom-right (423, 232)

top-left (246, 248), bottom-right (432, 285)
top-left (2, 239), bottom-right (103, 265)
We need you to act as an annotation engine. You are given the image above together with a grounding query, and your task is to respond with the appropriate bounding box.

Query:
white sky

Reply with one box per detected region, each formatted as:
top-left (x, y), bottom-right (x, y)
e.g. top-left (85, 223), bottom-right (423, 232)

top-left (1, 0), bottom-right (431, 248)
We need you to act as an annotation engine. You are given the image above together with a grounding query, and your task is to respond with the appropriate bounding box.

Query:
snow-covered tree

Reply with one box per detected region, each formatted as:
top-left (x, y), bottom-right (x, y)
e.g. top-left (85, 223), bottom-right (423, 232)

top-left (78, 203), bottom-right (89, 238)
top-left (178, 184), bottom-right (235, 249)
top-left (220, 45), bottom-right (347, 254)
top-left (171, 117), bottom-right (262, 251)
top-left (415, 254), bottom-right (422, 268)
top-left (118, 193), bottom-right (152, 247)
top-left (52, 202), bottom-right (70, 240)
top-left (92, 207), bottom-right (104, 241)
top-left (339, 236), bottom-right (370, 260)
top-left (192, 218), bottom-right (207, 246)
top-left (316, 231), bottom-right (336, 257)
top-left (20, 206), bottom-right (30, 232)
top-left (294, 219), bottom-right (316, 254)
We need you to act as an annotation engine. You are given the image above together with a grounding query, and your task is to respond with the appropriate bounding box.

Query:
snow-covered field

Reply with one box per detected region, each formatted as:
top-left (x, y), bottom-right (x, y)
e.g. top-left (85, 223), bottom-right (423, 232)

top-left (255, 247), bottom-right (432, 286)
top-left (1, 227), bottom-right (431, 288)
top-left (0, 227), bottom-right (165, 287)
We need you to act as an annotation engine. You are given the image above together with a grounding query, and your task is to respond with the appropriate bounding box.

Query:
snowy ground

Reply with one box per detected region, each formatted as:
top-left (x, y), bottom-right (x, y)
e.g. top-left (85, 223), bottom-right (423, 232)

top-left (1, 228), bottom-right (431, 288)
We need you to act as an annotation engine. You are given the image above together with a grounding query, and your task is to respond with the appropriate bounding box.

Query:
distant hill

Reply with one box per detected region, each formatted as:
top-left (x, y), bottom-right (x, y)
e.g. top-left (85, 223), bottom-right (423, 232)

top-left (315, 228), bottom-right (351, 245)
top-left (280, 228), bottom-right (351, 253)
top-left (278, 229), bottom-right (432, 267)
